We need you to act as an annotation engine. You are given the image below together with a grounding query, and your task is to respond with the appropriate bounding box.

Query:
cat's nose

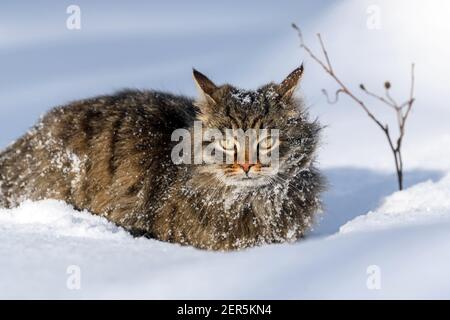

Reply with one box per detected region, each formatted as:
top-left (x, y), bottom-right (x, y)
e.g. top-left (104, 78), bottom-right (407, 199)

top-left (239, 163), bottom-right (253, 174)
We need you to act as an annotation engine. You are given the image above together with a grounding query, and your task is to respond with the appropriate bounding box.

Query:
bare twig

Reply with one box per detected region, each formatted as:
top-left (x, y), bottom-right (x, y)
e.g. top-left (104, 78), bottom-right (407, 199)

top-left (322, 88), bottom-right (345, 104)
top-left (360, 84), bottom-right (396, 109)
top-left (292, 23), bottom-right (416, 190)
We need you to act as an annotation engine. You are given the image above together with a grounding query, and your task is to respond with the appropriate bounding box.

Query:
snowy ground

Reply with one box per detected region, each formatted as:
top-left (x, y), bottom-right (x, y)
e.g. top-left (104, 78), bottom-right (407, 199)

top-left (1, 0), bottom-right (450, 299)
top-left (1, 173), bottom-right (450, 299)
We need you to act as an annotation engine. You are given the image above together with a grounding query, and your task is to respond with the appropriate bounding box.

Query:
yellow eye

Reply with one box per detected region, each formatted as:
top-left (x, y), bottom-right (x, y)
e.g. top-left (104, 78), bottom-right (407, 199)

top-left (219, 139), bottom-right (235, 150)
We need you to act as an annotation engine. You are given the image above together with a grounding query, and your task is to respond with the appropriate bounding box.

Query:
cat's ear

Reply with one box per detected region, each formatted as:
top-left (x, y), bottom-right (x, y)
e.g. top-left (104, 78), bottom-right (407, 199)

top-left (193, 69), bottom-right (219, 105)
top-left (277, 64), bottom-right (304, 101)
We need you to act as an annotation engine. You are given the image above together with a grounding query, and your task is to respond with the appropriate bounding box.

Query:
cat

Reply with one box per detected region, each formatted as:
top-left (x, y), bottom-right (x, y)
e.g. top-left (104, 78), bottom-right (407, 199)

top-left (0, 65), bottom-right (324, 250)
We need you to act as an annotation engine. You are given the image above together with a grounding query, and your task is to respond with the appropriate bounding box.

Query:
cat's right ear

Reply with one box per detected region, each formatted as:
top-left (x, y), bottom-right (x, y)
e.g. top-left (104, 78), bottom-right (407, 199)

top-left (193, 69), bottom-right (218, 106)
top-left (277, 64), bottom-right (304, 101)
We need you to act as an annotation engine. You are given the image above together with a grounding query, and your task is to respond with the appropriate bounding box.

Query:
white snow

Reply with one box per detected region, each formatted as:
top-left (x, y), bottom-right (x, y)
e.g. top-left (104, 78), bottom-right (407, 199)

top-left (0, 200), bottom-right (129, 239)
top-left (340, 174), bottom-right (450, 234)
top-left (1, 174), bottom-right (450, 299)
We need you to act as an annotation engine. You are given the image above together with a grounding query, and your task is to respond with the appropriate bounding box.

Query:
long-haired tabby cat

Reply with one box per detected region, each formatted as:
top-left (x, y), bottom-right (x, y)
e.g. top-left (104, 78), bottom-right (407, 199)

top-left (0, 65), bottom-right (324, 250)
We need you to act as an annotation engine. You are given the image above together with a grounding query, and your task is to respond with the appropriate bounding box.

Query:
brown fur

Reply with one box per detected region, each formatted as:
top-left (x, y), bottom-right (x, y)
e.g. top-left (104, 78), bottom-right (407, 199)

top-left (0, 67), bottom-right (324, 250)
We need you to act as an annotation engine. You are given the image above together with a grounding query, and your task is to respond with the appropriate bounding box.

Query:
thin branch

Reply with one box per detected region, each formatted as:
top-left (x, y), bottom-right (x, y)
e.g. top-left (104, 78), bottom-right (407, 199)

top-left (322, 88), bottom-right (345, 104)
top-left (292, 23), bottom-right (387, 135)
top-left (360, 84), bottom-right (397, 109)
top-left (317, 33), bottom-right (333, 72)
top-left (292, 23), bottom-right (416, 191)
top-left (403, 64), bottom-right (416, 124)
top-left (292, 24), bottom-right (332, 73)
top-left (385, 87), bottom-right (399, 108)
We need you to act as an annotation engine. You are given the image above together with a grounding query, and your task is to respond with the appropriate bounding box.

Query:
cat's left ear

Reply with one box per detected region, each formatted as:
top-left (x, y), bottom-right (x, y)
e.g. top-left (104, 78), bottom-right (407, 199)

top-left (277, 64), bottom-right (304, 101)
top-left (193, 69), bottom-right (219, 105)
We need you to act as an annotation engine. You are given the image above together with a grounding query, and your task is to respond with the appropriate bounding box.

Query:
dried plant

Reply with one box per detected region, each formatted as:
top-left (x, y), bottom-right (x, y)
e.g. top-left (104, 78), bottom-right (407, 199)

top-left (292, 23), bottom-right (415, 190)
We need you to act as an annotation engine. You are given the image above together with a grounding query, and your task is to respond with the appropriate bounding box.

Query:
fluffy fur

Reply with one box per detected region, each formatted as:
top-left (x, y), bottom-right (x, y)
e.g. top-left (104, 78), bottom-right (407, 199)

top-left (0, 67), bottom-right (324, 250)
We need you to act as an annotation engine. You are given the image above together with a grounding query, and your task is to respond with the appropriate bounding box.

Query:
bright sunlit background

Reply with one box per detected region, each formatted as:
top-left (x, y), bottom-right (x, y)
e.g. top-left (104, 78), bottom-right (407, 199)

top-left (0, 0), bottom-right (449, 171)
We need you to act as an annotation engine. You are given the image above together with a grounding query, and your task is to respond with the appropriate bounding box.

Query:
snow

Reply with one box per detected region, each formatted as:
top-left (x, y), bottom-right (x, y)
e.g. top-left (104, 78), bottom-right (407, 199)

top-left (341, 174), bottom-right (450, 234)
top-left (1, 0), bottom-right (450, 299)
top-left (1, 174), bottom-right (450, 299)
top-left (0, 200), bottom-right (128, 239)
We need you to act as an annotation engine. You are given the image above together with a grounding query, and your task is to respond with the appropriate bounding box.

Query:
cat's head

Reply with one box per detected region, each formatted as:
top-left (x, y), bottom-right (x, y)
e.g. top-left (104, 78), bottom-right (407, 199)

top-left (192, 65), bottom-right (320, 188)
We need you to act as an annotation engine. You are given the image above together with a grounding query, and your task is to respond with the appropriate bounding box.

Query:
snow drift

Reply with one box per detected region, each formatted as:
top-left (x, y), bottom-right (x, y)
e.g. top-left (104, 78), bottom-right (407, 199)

top-left (1, 174), bottom-right (450, 299)
top-left (340, 174), bottom-right (450, 234)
